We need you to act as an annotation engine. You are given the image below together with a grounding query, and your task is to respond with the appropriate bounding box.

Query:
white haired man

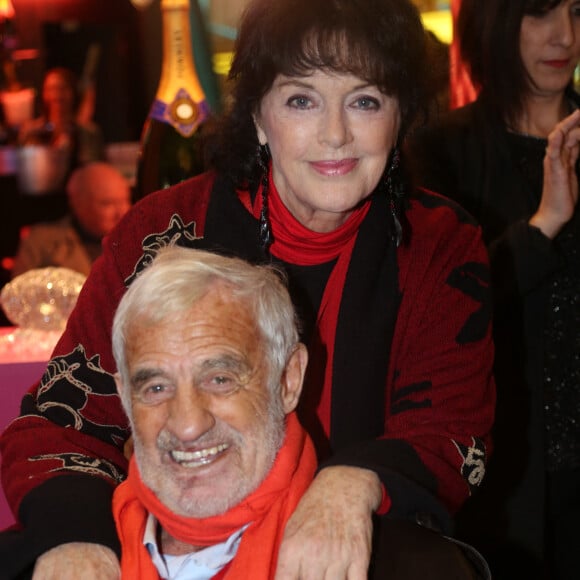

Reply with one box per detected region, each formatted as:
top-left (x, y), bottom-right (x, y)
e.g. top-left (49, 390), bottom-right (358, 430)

top-left (108, 246), bottom-right (487, 580)
top-left (111, 246), bottom-right (313, 578)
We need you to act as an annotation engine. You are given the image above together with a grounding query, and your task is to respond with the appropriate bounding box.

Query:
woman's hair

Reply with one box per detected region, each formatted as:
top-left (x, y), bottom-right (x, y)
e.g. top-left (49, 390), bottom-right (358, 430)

top-left (207, 0), bottom-right (430, 185)
top-left (112, 246), bottom-right (300, 414)
top-left (458, 0), bottom-right (569, 126)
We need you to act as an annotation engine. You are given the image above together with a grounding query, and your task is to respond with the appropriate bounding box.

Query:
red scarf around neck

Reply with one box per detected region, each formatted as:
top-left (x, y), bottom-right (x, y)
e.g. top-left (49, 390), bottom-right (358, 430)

top-left (242, 166), bottom-right (370, 266)
top-left (240, 167), bottom-right (367, 439)
top-left (113, 412), bottom-right (316, 579)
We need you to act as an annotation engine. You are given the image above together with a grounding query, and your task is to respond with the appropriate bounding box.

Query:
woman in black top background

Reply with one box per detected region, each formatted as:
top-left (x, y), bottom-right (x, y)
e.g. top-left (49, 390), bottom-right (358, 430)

top-left (407, 1), bottom-right (580, 578)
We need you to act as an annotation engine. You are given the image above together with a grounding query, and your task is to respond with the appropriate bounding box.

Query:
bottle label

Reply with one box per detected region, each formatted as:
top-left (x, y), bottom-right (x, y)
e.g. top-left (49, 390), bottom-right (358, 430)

top-left (150, 88), bottom-right (210, 137)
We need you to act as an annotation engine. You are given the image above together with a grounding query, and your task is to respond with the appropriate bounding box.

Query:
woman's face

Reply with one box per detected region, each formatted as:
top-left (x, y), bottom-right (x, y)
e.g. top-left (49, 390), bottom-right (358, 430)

top-left (520, 0), bottom-right (580, 97)
top-left (42, 72), bottom-right (75, 119)
top-left (254, 70), bottom-right (400, 233)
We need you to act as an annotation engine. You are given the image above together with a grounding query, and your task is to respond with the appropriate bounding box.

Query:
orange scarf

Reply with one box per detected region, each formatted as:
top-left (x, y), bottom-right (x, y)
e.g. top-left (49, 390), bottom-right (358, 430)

top-left (113, 413), bottom-right (317, 579)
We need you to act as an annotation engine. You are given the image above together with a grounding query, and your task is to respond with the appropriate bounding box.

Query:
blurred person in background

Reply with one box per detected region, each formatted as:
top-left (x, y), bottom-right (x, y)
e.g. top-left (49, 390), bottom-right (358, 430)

top-left (18, 67), bottom-right (105, 171)
top-left (11, 162), bottom-right (131, 278)
top-left (407, 0), bottom-right (580, 578)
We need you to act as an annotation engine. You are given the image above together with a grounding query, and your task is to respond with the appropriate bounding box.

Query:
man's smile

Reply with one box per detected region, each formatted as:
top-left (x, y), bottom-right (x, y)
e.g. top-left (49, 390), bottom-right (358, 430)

top-left (170, 443), bottom-right (230, 468)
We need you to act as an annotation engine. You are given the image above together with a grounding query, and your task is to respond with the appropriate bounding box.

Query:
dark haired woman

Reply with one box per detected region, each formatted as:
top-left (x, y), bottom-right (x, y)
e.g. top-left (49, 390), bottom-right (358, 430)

top-left (19, 67), bottom-right (105, 171)
top-left (0, 0), bottom-right (494, 577)
top-left (408, 1), bottom-right (580, 578)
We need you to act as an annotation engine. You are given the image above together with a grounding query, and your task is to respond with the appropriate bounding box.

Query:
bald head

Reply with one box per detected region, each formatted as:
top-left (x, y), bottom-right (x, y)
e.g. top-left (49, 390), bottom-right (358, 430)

top-left (67, 162), bottom-right (132, 239)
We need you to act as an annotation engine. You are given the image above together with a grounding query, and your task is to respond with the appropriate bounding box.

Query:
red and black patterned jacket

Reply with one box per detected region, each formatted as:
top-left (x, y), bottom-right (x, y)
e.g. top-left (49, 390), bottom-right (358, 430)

top-left (0, 170), bottom-right (495, 575)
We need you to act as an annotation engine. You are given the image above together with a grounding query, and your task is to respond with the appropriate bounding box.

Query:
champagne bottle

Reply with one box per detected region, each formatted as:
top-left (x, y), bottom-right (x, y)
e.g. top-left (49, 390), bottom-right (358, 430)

top-left (189, 0), bottom-right (221, 113)
top-left (135, 0), bottom-right (210, 200)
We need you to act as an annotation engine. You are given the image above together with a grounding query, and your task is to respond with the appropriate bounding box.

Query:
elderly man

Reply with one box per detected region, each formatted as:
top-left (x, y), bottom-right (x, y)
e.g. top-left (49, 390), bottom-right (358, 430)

top-left (110, 246), bottom-right (313, 578)
top-left (105, 246), bottom-right (487, 580)
top-left (0, 247), bottom-right (487, 578)
top-left (11, 162), bottom-right (131, 278)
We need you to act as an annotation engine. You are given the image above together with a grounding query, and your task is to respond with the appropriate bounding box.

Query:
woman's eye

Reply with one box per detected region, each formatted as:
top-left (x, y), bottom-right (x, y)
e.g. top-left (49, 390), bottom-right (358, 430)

top-left (354, 96), bottom-right (380, 110)
top-left (287, 95), bottom-right (312, 109)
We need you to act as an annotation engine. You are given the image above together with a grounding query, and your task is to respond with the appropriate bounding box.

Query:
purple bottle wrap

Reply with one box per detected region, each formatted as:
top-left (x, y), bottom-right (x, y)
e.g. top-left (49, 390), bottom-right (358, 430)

top-left (149, 88), bottom-right (210, 137)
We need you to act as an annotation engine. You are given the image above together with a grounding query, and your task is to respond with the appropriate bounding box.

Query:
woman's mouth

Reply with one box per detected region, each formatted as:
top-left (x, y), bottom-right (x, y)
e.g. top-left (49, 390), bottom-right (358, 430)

top-left (310, 158), bottom-right (358, 176)
top-left (543, 59), bottom-right (570, 69)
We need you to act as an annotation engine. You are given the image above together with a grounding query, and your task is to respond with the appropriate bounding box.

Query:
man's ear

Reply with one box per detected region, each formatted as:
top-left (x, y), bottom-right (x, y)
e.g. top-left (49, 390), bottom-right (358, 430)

top-left (281, 344), bottom-right (308, 414)
top-left (115, 372), bottom-right (135, 459)
top-left (114, 372), bottom-right (124, 397)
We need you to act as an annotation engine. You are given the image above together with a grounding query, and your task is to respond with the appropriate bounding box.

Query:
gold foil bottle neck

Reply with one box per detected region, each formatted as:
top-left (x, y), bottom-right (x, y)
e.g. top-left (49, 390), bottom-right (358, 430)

top-left (161, 0), bottom-right (191, 9)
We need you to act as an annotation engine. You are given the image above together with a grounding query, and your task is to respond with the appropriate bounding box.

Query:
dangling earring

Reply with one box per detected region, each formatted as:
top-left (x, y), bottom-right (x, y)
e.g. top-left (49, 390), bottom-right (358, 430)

top-left (257, 144), bottom-right (272, 251)
top-left (385, 146), bottom-right (404, 247)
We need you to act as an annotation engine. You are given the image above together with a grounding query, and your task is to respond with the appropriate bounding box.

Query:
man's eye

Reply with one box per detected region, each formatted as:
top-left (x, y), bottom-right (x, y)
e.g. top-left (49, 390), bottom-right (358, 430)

top-left (213, 375), bottom-right (235, 389)
top-left (139, 384), bottom-right (171, 404)
top-left (201, 375), bottom-right (240, 396)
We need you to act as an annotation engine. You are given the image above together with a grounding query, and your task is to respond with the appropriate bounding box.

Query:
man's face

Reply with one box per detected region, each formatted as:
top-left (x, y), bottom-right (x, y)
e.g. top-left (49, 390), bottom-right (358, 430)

top-left (75, 177), bottom-right (131, 239)
top-left (118, 284), bottom-right (294, 518)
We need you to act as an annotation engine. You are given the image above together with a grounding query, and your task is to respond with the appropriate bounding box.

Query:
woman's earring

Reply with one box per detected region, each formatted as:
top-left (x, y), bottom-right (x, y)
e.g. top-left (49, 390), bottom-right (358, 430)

top-left (385, 146), bottom-right (404, 247)
top-left (257, 144), bottom-right (273, 251)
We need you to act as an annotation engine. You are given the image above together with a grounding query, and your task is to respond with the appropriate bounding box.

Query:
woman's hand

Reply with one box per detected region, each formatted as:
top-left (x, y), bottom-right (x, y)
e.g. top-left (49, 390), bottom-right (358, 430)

top-left (530, 109), bottom-right (580, 239)
top-left (275, 466), bottom-right (382, 580)
top-left (32, 543), bottom-right (120, 580)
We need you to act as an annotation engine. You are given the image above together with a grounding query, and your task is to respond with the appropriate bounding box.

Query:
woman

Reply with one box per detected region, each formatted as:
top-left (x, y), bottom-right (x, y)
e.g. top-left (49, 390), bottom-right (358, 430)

top-left (19, 67), bottom-right (105, 174)
top-left (0, 0), bottom-right (494, 578)
top-left (407, 1), bottom-right (580, 578)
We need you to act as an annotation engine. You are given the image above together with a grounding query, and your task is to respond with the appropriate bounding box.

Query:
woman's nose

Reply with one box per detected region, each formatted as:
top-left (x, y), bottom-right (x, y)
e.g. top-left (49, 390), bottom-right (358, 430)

top-left (318, 106), bottom-right (352, 148)
top-left (553, 10), bottom-right (575, 47)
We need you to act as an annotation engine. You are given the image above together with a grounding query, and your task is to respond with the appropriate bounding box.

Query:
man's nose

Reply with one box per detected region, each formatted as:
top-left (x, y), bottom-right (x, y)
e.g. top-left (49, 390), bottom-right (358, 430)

top-left (115, 200), bottom-right (131, 218)
top-left (165, 387), bottom-right (216, 442)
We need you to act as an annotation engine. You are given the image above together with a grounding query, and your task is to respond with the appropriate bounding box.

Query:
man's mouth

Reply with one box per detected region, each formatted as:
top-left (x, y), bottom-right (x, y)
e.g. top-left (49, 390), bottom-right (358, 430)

top-left (170, 443), bottom-right (229, 467)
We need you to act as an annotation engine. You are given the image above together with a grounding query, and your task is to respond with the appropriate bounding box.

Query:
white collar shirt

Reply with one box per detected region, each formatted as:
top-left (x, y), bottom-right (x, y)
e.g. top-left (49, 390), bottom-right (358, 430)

top-left (142, 513), bottom-right (245, 580)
